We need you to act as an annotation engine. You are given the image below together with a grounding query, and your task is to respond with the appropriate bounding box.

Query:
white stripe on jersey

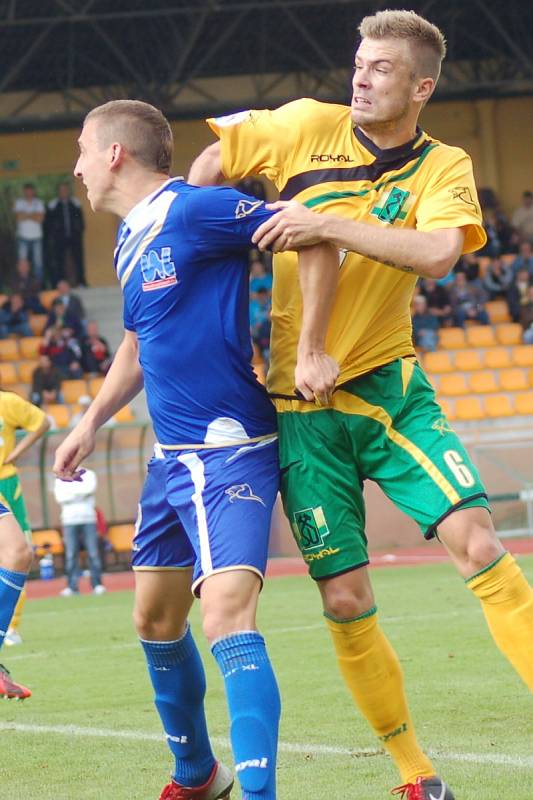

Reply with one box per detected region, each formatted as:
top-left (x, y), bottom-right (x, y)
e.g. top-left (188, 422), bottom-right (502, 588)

top-left (177, 452), bottom-right (212, 575)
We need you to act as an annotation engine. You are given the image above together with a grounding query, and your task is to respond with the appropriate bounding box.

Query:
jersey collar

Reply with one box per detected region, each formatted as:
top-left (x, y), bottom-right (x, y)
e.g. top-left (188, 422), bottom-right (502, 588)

top-left (123, 176), bottom-right (184, 234)
top-left (354, 126), bottom-right (426, 162)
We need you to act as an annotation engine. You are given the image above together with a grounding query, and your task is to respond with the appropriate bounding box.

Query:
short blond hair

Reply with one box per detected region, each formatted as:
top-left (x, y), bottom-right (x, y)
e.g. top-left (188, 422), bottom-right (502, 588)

top-left (359, 9), bottom-right (446, 81)
top-left (85, 100), bottom-right (173, 173)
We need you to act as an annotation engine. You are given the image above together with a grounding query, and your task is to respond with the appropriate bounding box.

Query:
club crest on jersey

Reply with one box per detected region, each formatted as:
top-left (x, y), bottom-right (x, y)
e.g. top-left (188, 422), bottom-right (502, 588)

top-left (235, 199), bottom-right (264, 219)
top-left (292, 506), bottom-right (331, 551)
top-left (371, 186), bottom-right (412, 224)
top-left (140, 247), bottom-right (177, 292)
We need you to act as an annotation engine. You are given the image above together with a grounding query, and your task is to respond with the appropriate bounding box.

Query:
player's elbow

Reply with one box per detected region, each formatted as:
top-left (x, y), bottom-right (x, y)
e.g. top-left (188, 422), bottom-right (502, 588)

top-left (188, 142), bottom-right (224, 186)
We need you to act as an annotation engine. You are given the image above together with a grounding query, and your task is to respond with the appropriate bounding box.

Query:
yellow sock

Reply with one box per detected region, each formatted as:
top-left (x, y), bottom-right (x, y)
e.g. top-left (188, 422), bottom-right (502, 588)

top-left (326, 609), bottom-right (434, 785)
top-left (10, 587), bottom-right (26, 631)
top-left (467, 552), bottom-right (533, 690)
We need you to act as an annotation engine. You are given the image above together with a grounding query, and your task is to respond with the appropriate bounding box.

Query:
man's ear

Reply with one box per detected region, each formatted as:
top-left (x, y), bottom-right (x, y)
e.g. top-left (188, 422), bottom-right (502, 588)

top-left (413, 76), bottom-right (435, 106)
top-left (109, 142), bottom-right (125, 171)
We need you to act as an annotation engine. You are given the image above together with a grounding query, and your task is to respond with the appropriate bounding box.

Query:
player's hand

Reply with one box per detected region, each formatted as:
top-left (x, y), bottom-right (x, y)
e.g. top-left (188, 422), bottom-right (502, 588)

top-left (252, 201), bottom-right (322, 252)
top-left (295, 351), bottom-right (339, 406)
top-left (53, 424), bottom-right (96, 481)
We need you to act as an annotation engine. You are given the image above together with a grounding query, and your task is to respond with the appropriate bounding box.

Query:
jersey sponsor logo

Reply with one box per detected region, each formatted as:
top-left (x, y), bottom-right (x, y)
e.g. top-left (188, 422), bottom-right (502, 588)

top-left (235, 756), bottom-right (268, 773)
top-left (370, 186), bottom-right (411, 224)
top-left (310, 154), bottom-right (356, 163)
top-left (213, 110), bottom-right (251, 127)
top-left (225, 483), bottom-right (266, 506)
top-left (432, 416), bottom-right (454, 436)
top-left (235, 198), bottom-right (264, 219)
top-left (140, 247), bottom-right (177, 292)
top-left (292, 506), bottom-right (331, 551)
top-left (302, 546), bottom-right (341, 562)
top-left (450, 186), bottom-right (478, 213)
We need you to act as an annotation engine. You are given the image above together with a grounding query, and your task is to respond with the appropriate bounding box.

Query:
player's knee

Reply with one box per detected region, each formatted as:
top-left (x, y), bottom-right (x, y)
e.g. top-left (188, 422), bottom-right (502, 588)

top-left (202, 596), bottom-right (253, 643)
top-left (463, 523), bottom-right (504, 575)
top-left (133, 605), bottom-right (174, 641)
top-left (1, 536), bottom-right (33, 573)
top-left (321, 583), bottom-right (374, 621)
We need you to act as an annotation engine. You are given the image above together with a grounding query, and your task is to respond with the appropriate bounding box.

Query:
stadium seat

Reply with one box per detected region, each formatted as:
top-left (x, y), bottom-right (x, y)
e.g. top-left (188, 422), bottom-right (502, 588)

top-left (9, 382), bottom-right (28, 398)
top-left (485, 300), bottom-right (511, 324)
top-left (483, 347), bottom-right (511, 369)
top-left (0, 362), bottom-right (18, 385)
top-left (61, 378), bottom-right (88, 404)
top-left (44, 403), bottom-right (70, 429)
top-left (18, 360), bottom-right (38, 383)
top-left (469, 370), bottom-right (499, 394)
top-left (466, 325), bottom-right (496, 348)
top-left (484, 393), bottom-right (514, 418)
top-left (438, 397), bottom-right (455, 421)
top-left (114, 405), bottom-right (135, 423)
top-left (454, 396), bottom-right (485, 420)
top-left (511, 345), bottom-right (533, 367)
top-left (0, 339), bottom-right (19, 361)
top-left (107, 523), bottom-right (134, 567)
top-left (29, 314), bottom-right (48, 335)
top-left (438, 373), bottom-right (468, 396)
top-left (88, 376), bottom-right (105, 397)
top-left (454, 349), bottom-right (483, 371)
top-left (495, 323), bottom-right (522, 346)
top-left (515, 392), bottom-right (533, 416)
top-left (19, 336), bottom-right (43, 360)
top-left (32, 528), bottom-right (64, 557)
top-left (38, 290), bottom-right (58, 310)
top-left (423, 351), bottom-right (453, 374)
top-left (499, 368), bottom-right (528, 392)
top-left (438, 327), bottom-right (466, 349)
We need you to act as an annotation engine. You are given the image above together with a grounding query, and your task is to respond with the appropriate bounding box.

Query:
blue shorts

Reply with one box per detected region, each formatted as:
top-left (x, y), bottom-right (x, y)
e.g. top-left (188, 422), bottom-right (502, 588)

top-left (0, 501), bottom-right (10, 516)
top-left (132, 438), bottom-right (279, 595)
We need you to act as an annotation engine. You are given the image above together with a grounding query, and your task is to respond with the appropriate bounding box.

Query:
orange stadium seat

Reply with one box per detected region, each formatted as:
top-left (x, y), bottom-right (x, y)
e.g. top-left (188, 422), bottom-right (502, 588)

top-left (44, 403), bottom-right (70, 429)
top-left (454, 396), bottom-right (485, 421)
top-left (38, 290), bottom-right (58, 310)
top-left (114, 405), bottom-right (135, 423)
top-left (32, 529), bottom-right (64, 557)
top-left (484, 394), bottom-right (514, 418)
top-left (107, 524), bottom-right (135, 567)
top-left (438, 327), bottom-right (466, 349)
top-left (454, 349), bottom-right (483, 372)
top-left (88, 376), bottom-right (105, 397)
top-left (19, 336), bottom-right (43, 360)
top-left (61, 379), bottom-right (88, 404)
top-left (515, 392), bottom-right (533, 416)
top-left (483, 347), bottom-right (511, 369)
top-left (511, 345), bottom-right (533, 367)
top-left (423, 351), bottom-right (453, 374)
top-left (466, 325), bottom-right (496, 348)
top-left (18, 360), bottom-right (38, 383)
top-left (469, 370), bottom-right (499, 394)
top-left (29, 314), bottom-right (48, 335)
top-left (0, 339), bottom-right (19, 361)
top-left (439, 374), bottom-right (468, 396)
top-left (499, 368), bottom-right (528, 392)
top-left (496, 323), bottom-right (522, 346)
top-left (0, 362), bottom-right (18, 386)
top-left (438, 397), bottom-right (456, 421)
top-left (485, 300), bottom-right (511, 324)
top-left (9, 382), bottom-right (29, 398)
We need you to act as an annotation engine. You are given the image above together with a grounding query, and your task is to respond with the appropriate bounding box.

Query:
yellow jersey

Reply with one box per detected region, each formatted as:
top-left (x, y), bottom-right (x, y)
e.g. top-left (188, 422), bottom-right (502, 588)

top-left (208, 99), bottom-right (486, 396)
top-left (0, 391), bottom-right (47, 480)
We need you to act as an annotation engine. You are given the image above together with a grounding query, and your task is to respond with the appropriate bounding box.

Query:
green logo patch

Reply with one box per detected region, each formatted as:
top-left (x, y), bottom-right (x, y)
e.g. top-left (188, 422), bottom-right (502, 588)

top-left (292, 506), bottom-right (330, 551)
top-left (371, 186), bottom-right (410, 224)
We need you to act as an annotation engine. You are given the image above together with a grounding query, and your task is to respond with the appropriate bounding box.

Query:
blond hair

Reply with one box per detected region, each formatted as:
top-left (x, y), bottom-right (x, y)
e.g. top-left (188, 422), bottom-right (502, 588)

top-left (85, 100), bottom-right (173, 173)
top-left (359, 9), bottom-right (446, 81)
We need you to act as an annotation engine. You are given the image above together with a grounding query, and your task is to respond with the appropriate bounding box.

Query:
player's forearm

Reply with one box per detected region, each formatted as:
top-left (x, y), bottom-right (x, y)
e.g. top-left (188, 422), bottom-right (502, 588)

top-left (188, 142), bottom-right (225, 186)
top-left (5, 419), bottom-right (50, 465)
top-left (316, 216), bottom-right (464, 279)
top-left (297, 243), bottom-right (339, 354)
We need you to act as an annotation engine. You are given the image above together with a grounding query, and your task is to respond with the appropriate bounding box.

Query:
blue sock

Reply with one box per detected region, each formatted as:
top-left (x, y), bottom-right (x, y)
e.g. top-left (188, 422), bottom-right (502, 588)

top-left (212, 631), bottom-right (280, 800)
top-left (0, 566), bottom-right (26, 650)
top-left (140, 625), bottom-right (216, 787)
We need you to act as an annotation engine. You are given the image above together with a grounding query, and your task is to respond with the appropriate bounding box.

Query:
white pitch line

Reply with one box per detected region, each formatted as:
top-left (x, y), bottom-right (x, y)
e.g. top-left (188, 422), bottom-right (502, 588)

top-left (0, 722), bottom-right (531, 770)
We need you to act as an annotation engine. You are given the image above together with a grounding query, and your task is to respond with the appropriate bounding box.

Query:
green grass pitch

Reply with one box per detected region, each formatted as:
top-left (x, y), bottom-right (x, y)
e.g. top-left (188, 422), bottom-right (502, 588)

top-left (1, 557), bottom-right (532, 799)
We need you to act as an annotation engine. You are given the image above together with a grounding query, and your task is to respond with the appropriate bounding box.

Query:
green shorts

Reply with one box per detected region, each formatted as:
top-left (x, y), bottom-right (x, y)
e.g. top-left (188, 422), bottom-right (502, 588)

top-left (0, 474), bottom-right (31, 541)
top-left (276, 358), bottom-right (489, 580)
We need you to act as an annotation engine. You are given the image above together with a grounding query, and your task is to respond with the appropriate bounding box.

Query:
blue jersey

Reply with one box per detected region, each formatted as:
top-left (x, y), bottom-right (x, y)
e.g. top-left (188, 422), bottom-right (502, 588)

top-left (115, 178), bottom-right (277, 447)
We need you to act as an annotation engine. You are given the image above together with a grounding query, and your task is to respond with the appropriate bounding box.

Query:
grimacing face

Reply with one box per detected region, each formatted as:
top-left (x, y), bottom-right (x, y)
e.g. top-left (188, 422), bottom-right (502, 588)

top-left (74, 118), bottom-right (113, 212)
top-left (351, 37), bottom-right (422, 131)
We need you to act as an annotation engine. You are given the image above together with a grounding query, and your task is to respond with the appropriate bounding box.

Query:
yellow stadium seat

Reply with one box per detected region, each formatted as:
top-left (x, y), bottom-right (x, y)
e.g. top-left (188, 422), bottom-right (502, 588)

top-left (455, 396), bottom-right (485, 420)
top-left (438, 327), bottom-right (466, 349)
top-left (38, 290), bottom-right (58, 310)
top-left (423, 351), bottom-right (453, 374)
top-left (515, 392), bottom-right (533, 416)
top-left (29, 314), bottom-right (48, 335)
top-left (114, 405), bottom-right (135, 423)
top-left (466, 325), bottom-right (496, 348)
top-left (61, 379), bottom-right (88, 404)
top-left (499, 368), bottom-right (528, 392)
top-left (469, 370), bottom-right (499, 394)
top-left (495, 323), bottom-right (522, 345)
top-left (0, 339), bottom-right (20, 361)
top-left (511, 345), bottom-right (533, 367)
top-left (439, 373), bottom-right (468, 396)
top-left (454, 349), bottom-right (483, 371)
top-left (32, 529), bottom-right (64, 557)
top-left (19, 336), bottom-right (43, 360)
top-left (484, 394), bottom-right (514, 418)
top-left (485, 300), bottom-right (511, 324)
top-left (438, 397), bottom-right (456, 421)
top-left (107, 523), bottom-right (134, 553)
top-left (18, 360), bottom-right (38, 383)
top-left (9, 382), bottom-right (29, 398)
top-left (483, 347), bottom-right (511, 369)
top-left (88, 376), bottom-right (105, 397)
top-left (44, 403), bottom-right (70, 429)
top-left (0, 362), bottom-right (18, 385)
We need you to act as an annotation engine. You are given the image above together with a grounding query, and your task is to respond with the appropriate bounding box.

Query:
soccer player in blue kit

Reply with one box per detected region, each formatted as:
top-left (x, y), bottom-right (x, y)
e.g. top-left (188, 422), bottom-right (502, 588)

top-left (53, 100), bottom-right (338, 800)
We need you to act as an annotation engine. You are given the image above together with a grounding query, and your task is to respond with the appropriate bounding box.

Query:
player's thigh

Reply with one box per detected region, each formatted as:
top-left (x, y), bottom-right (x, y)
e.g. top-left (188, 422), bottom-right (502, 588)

top-left (165, 439), bottom-right (280, 597)
top-left (0, 506), bottom-right (31, 570)
top-left (0, 476), bottom-right (31, 539)
top-left (277, 408), bottom-right (368, 581)
top-left (200, 568), bottom-right (262, 641)
top-left (134, 568), bottom-right (194, 636)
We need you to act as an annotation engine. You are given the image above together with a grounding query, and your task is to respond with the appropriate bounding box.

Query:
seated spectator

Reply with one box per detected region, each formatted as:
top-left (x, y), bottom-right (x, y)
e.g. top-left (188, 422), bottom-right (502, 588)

top-left (0, 293), bottom-right (33, 338)
top-left (520, 285), bottom-right (533, 345)
top-left (482, 256), bottom-right (513, 300)
top-left (507, 268), bottom-right (532, 323)
top-left (249, 256), bottom-right (273, 295)
top-left (81, 320), bottom-right (112, 375)
top-left (420, 277), bottom-right (453, 326)
top-left (56, 279), bottom-right (86, 324)
top-left (511, 190), bottom-right (533, 245)
top-left (45, 297), bottom-right (83, 338)
top-left (411, 294), bottom-right (439, 352)
top-left (40, 325), bottom-right (83, 379)
top-left (510, 241), bottom-right (533, 278)
top-left (449, 272), bottom-right (490, 327)
top-left (454, 253), bottom-right (481, 283)
top-left (8, 258), bottom-right (46, 313)
top-left (30, 354), bottom-right (63, 406)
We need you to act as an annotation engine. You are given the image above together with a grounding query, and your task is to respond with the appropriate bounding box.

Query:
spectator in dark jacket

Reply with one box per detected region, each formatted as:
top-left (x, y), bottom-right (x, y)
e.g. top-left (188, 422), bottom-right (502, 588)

top-left (40, 325), bottom-right (83, 379)
top-left (81, 321), bottom-right (112, 375)
top-left (46, 183), bottom-right (87, 287)
top-left (411, 295), bottom-right (439, 351)
top-left (30, 354), bottom-right (63, 406)
top-left (45, 297), bottom-right (83, 339)
top-left (0, 294), bottom-right (33, 338)
top-left (507, 268), bottom-right (532, 323)
top-left (482, 257), bottom-right (513, 300)
top-left (8, 258), bottom-right (46, 313)
top-left (420, 277), bottom-right (453, 326)
top-left (449, 272), bottom-right (490, 326)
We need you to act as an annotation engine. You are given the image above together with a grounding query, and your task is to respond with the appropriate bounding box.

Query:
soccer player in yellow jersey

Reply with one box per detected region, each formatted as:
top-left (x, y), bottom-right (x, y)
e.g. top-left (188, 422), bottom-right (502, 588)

top-left (189, 9), bottom-right (533, 800)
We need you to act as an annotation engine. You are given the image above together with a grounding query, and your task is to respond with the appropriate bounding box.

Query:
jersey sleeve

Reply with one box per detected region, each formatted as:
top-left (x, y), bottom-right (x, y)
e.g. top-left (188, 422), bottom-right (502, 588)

top-left (207, 101), bottom-right (306, 185)
top-left (416, 149), bottom-right (487, 254)
top-left (122, 299), bottom-right (135, 332)
top-left (3, 393), bottom-right (46, 432)
top-left (182, 186), bottom-right (276, 256)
